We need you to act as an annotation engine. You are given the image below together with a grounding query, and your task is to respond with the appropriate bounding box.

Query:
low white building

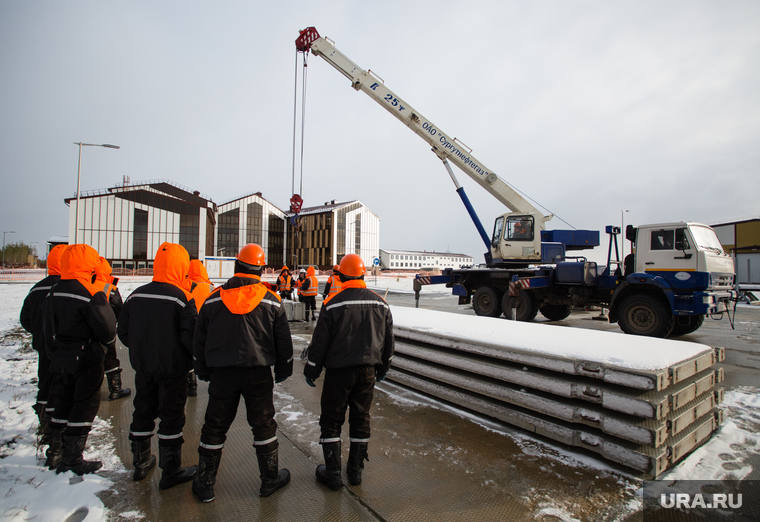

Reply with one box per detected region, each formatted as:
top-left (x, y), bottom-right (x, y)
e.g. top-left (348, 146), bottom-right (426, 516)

top-left (379, 249), bottom-right (473, 271)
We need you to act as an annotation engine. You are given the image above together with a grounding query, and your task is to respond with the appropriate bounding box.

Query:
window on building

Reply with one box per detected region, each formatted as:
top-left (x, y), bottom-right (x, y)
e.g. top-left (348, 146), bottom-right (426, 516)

top-left (247, 202), bottom-right (263, 244)
top-left (218, 208), bottom-right (240, 257)
top-left (133, 209), bottom-right (148, 260)
top-left (268, 213), bottom-right (284, 267)
top-left (179, 213), bottom-right (200, 259)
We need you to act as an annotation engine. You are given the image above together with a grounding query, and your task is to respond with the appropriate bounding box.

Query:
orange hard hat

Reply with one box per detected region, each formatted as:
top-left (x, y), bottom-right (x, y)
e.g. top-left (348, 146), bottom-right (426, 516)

top-left (237, 244), bottom-right (265, 266)
top-left (339, 254), bottom-right (365, 278)
top-left (333, 265), bottom-right (340, 271)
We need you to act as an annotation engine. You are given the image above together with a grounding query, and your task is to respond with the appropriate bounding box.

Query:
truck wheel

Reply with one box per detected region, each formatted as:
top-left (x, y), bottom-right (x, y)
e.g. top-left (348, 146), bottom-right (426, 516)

top-left (540, 304), bottom-right (573, 321)
top-left (669, 315), bottom-right (705, 337)
top-left (617, 294), bottom-right (674, 338)
top-left (473, 286), bottom-right (503, 317)
top-left (502, 291), bottom-right (539, 322)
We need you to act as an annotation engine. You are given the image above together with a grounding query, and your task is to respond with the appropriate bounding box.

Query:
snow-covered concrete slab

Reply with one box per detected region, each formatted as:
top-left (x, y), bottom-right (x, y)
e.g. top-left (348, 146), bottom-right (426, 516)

top-left (395, 341), bottom-right (723, 419)
top-left (392, 306), bottom-right (723, 391)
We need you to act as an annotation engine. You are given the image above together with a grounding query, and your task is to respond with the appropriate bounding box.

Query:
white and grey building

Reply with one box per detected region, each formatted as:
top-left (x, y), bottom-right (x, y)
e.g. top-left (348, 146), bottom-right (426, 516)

top-left (379, 249), bottom-right (473, 271)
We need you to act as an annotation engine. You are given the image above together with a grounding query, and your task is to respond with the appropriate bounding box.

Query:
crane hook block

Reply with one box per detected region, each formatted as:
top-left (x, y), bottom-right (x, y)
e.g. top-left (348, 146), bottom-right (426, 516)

top-left (296, 27), bottom-right (320, 52)
top-left (290, 194), bottom-right (303, 213)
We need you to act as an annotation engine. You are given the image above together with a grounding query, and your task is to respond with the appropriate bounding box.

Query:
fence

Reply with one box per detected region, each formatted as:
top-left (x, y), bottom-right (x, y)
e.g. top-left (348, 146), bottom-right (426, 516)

top-left (0, 268), bottom-right (46, 281)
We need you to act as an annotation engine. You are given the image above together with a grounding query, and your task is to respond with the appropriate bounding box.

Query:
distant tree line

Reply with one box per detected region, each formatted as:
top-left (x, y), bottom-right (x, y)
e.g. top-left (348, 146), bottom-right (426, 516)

top-left (1, 242), bottom-right (37, 267)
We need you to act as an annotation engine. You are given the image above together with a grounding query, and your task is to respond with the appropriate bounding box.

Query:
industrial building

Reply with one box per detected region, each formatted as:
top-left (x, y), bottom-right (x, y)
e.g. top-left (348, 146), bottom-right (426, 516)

top-left (214, 191), bottom-right (288, 268)
top-left (64, 179), bottom-right (215, 270)
top-left (712, 217), bottom-right (760, 285)
top-left (379, 249), bottom-right (473, 271)
top-left (286, 200), bottom-right (380, 270)
top-left (64, 180), bottom-right (381, 272)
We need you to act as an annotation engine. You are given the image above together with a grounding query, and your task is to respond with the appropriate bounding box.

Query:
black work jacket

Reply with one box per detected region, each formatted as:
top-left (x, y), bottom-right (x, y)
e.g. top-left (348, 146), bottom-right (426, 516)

top-left (304, 286), bottom-right (394, 380)
top-left (118, 281), bottom-right (197, 377)
top-left (20, 274), bottom-right (60, 353)
top-left (42, 279), bottom-right (117, 365)
top-left (193, 276), bottom-right (293, 380)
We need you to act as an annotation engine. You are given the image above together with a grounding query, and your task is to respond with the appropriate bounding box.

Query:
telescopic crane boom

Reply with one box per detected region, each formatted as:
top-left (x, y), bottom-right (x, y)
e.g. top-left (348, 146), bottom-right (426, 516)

top-left (296, 27), bottom-right (553, 264)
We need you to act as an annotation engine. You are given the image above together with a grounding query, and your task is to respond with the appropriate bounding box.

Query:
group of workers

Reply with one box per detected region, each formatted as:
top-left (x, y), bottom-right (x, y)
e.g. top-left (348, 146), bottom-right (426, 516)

top-left (20, 241), bottom-right (394, 504)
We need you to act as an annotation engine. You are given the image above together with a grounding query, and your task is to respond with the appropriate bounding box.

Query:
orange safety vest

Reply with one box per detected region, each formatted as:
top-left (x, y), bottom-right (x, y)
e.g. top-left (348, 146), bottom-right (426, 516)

top-left (326, 274), bottom-right (342, 297)
top-left (278, 273), bottom-right (292, 292)
top-left (301, 274), bottom-right (318, 297)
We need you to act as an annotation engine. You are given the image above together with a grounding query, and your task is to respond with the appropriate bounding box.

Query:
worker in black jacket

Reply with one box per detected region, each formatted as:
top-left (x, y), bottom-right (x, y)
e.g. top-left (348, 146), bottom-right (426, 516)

top-left (117, 243), bottom-right (198, 489)
top-left (192, 244), bottom-right (293, 503)
top-left (95, 257), bottom-right (131, 401)
top-left (19, 243), bottom-right (66, 438)
top-left (42, 244), bottom-right (117, 475)
top-left (303, 253), bottom-right (394, 490)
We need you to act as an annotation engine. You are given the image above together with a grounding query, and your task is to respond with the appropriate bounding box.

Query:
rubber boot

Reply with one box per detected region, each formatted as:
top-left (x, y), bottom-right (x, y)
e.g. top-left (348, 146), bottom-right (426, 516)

top-left (192, 453), bottom-right (221, 503)
top-left (107, 371), bottom-right (132, 401)
top-left (131, 439), bottom-right (156, 481)
top-left (187, 371), bottom-right (198, 398)
top-left (36, 406), bottom-right (50, 446)
top-left (45, 427), bottom-right (64, 470)
top-left (347, 441), bottom-right (369, 486)
top-left (257, 447), bottom-right (290, 497)
top-left (316, 441), bottom-right (342, 491)
top-left (57, 434), bottom-right (102, 475)
top-left (158, 445), bottom-right (197, 490)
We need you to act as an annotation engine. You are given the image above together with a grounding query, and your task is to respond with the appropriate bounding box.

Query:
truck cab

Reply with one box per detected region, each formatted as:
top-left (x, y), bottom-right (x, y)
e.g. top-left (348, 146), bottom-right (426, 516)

top-left (609, 222), bottom-right (735, 337)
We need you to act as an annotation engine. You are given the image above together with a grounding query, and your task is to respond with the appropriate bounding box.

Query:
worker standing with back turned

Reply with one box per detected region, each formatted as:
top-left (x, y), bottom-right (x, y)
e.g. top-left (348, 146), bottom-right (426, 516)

top-left (304, 253), bottom-right (394, 490)
top-left (117, 243), bottom-right (198, 488)
top-left (192, 244), bottom-right (293, 503)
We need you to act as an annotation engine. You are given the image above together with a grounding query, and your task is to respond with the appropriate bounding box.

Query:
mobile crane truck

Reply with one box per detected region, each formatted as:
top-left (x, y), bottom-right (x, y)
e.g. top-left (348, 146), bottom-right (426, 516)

top-left (295, 27), bottom-right (737, 338)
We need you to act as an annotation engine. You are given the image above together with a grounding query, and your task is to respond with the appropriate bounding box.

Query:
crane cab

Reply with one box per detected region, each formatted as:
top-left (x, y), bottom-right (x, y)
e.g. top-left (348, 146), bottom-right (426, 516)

top-left (490, 213), bottom-right (543, 264)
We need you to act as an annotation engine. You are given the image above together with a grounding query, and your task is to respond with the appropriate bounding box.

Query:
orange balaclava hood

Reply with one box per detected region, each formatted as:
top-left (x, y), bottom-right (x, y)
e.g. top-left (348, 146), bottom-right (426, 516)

top-left (153, 243), bottom-right (191, 293)
top-left (46, 244), bottom-right (67, 276)
top-left (188, 259), bottom-right (211, 284)
top-left (306, 266), bottom-right (315, 277)
top-left (60, 244), bottom-right (103, 296)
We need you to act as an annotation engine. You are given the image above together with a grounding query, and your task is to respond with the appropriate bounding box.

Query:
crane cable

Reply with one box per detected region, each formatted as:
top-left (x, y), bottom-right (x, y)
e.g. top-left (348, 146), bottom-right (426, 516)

top-left (292, 50), bottom-right (309, 201)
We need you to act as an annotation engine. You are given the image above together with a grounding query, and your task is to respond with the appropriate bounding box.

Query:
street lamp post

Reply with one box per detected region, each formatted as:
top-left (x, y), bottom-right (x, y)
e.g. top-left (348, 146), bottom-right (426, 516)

top-left (2, 231), bottom-right (16, 268)
top-left (74, 142), bottom-right (120, 244)
top-left (621, 210), bottom-right (630, 261)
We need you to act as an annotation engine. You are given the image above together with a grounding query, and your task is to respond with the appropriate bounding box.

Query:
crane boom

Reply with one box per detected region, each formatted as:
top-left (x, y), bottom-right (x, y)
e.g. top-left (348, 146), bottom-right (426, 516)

top-left (297, 27), bottom-right (543, 217)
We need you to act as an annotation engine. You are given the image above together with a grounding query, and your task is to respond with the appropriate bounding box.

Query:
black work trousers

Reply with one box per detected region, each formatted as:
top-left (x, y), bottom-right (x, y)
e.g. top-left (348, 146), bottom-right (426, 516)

top-left (48, 359), bottom-right (105, 437)
top-left (319, 366), bottom-right (375, 443)
top-left (36, 350), bottom-right (52, 409)
top-left (130, 373), bottom-right (189, 447)
top-left (103, 341), bottom-right (122, 375)
top-left (199, 366), bottom-right (277, 457)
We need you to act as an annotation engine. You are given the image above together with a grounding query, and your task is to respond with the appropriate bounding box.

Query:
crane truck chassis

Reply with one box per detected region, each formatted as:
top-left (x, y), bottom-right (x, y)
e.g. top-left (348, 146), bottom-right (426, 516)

top-left (296, 27), bottom-right (737, 338)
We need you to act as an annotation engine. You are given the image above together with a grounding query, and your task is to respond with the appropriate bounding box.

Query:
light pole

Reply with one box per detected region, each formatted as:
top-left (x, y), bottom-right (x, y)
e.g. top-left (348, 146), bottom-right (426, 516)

top-left (621, 210), bottom-right (630, 261)
top-left (74, 142), bottom-right (120, 244)
top-left (2, 231), bottom-right (15, 268)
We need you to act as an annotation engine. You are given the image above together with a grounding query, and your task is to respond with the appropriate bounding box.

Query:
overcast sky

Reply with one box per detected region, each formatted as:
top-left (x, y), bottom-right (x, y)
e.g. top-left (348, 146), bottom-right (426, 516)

top-left (1, 1), bottom-right (758, 263)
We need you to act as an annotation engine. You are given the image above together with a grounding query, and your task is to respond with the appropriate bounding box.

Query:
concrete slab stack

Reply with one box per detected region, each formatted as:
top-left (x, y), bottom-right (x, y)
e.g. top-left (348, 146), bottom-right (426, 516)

top-left (387, 307), bottom-right (726, 478)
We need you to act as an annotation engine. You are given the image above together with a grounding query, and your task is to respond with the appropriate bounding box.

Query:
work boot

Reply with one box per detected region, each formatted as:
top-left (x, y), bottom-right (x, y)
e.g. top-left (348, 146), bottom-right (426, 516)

top-left (347, 441), bottom-right (369, 486)
top-left (187, 371), bottom-right (198, 398)
top-left (36, 406), bottom-right (50, 446)
top-left (131, 439), bottom-right (156, 481)
top-left (45, 427), bottom-right (64, 470)
top-left (107, 371), bottom-right (132, 401)
top-left (256, 447), bottom-right (290, 497)
top-left (316, 441), bottom-right (342, 491)
top-left (158, 445), bottom-right (197, 490)
top-left (192, 453), bottom-right (221, 503)
top-left (57, 434), bottom-right (102, 475)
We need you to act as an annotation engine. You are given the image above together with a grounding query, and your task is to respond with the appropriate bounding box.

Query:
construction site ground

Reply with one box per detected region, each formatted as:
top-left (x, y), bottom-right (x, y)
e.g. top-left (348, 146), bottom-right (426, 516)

top-left (96, 290), bottom-right (760, 522)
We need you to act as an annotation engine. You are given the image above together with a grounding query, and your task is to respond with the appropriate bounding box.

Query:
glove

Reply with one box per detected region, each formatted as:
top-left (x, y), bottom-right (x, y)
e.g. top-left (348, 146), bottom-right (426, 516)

top-left (305, 376), bottom-right (316, 387)
top-left (275, 375), bottom-right (288, 384)
top-left (197, 374), bottom-right (211, 382)
top-left (376, 372), bottom-right (386, 382)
